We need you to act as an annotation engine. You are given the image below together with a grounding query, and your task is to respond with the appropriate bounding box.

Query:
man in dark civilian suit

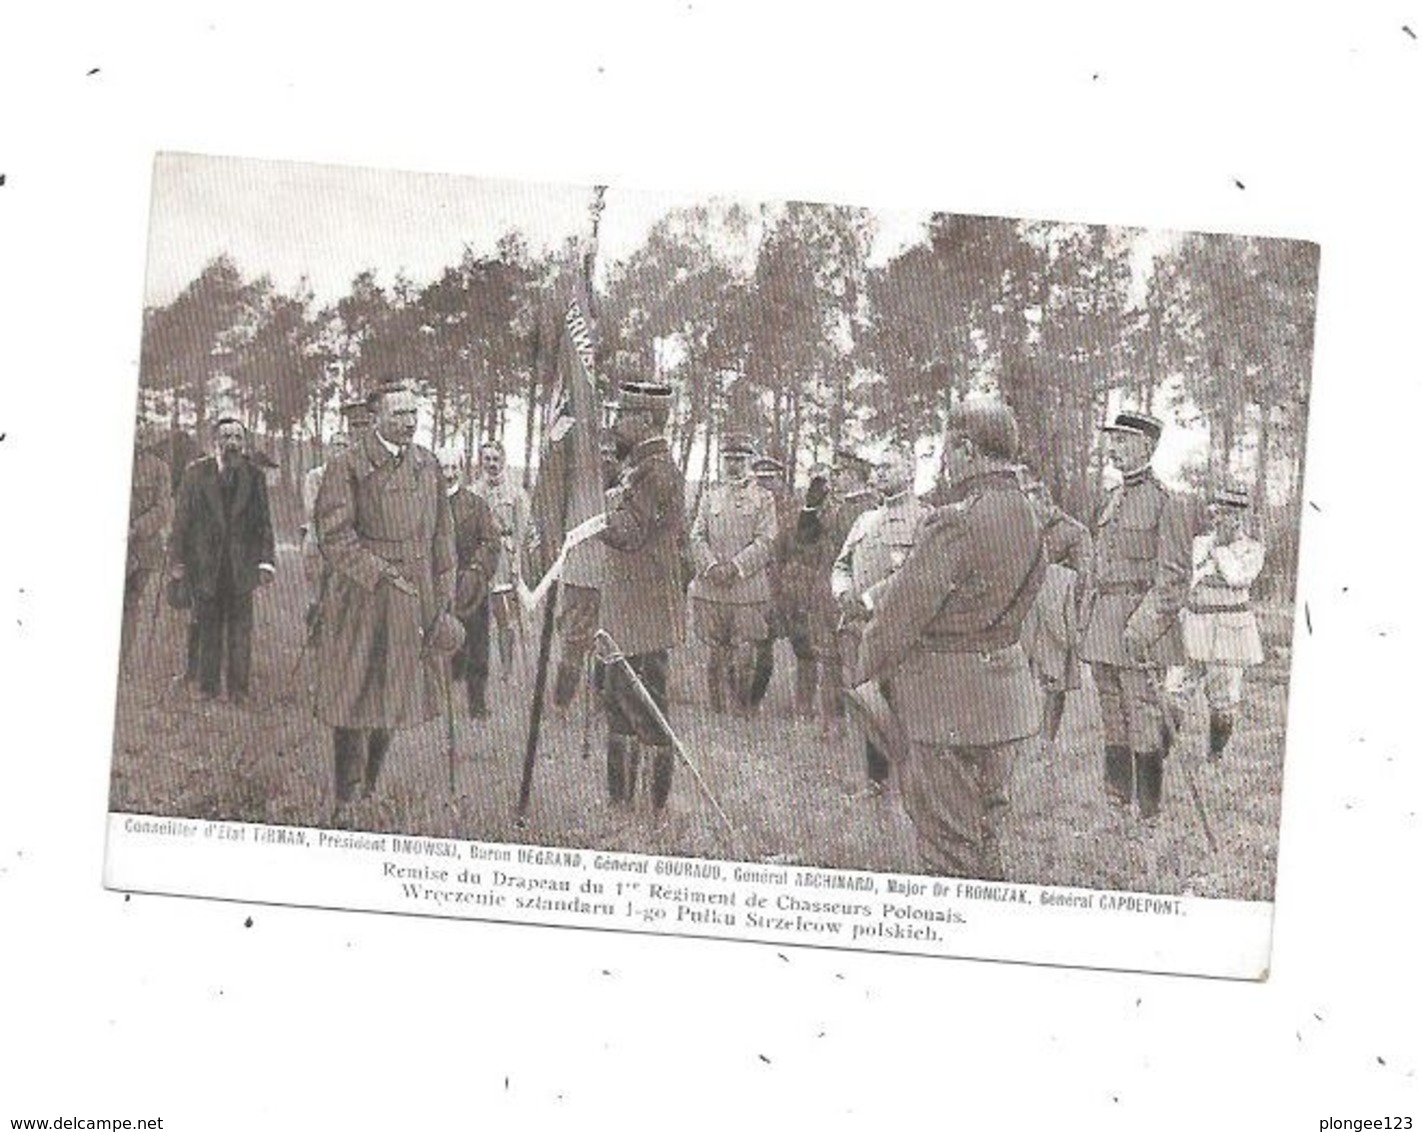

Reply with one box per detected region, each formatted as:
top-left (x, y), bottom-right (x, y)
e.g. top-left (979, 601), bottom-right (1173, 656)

top-left (169, 416), bottom-right (276, 703)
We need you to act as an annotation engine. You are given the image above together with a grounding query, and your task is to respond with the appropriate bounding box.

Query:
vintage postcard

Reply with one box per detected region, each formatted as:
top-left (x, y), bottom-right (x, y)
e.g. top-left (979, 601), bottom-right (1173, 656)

top-left (105, 152), bottom-right (1319, 978)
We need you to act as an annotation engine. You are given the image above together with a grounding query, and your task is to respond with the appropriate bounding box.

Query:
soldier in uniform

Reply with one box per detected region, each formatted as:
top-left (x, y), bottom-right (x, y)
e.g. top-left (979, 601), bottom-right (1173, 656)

top-left (469, 440), bottom-right (530, 679)
top-left (121, 417), bottom-right (171, 667)
top-left (748, 454), bottom-right (794, 711)
top-left (312, 383), bottom-right (456, 822)
top-left (526, 426), bottom-right (605, 713)
top-left (832, 443), bottom-right (931, 795)
top-left (688, 433), bottom-right (778, 715)
top-left (1166, 485), bottom-right (1265, 761)
top-left (597, 382), bottom-right (688, 810)
top-left (856, 399), bottom-right (1045, 879)
top-left (778, 461), bottom-right (843, 726)
top-left (1078, 411), bottom-right (1193, 820)
top-left (439, 448), bottom-right (501, 719)
top-left (1019, 470), bottom-right (1092, 746)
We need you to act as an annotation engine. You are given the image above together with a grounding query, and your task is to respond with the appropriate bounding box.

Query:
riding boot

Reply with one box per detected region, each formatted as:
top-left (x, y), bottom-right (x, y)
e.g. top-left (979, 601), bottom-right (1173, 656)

top-left (651, 745), bottom-right (675, 810)
top-left (748, 638), bottom-right (774, 709)
top-left (606, 734), bottom-right (628, 803)
top-left (707, 653), bottom-right (726, 714)
top-left (1044, 689), bottom-right (1066, 744)
top-left (1208, 711), bottom-right (1234, 762)
top-left (331, 728), bottom-right (364, 825)
top-left (467, 675), bottom-right (489, 719)
top-left (1135, 752), bottom-right (1164, 819)
top-left (794, 658), bottom-right (818, 720)
top-left (1104, 745), bottom-right (1134, 806)
top-left (553, 657), bottom-right (581, 711)
top-left (624, 738), bottom-right (642, 801)
top-left (363, 728), bottom-right (392, 798)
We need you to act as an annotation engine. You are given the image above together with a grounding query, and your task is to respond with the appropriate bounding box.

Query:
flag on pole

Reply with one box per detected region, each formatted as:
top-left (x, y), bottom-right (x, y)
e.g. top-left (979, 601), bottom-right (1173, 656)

top-left (526, 263), bottom-right (606, 591)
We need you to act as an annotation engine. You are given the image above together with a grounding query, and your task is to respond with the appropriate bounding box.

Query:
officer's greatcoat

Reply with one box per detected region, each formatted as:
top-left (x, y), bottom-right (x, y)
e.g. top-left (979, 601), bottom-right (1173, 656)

top-left (313, 430), bottom-right (455, 729)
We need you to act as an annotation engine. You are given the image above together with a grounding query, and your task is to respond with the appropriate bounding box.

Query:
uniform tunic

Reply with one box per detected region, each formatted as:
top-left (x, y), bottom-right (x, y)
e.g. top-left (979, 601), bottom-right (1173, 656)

top-left (313, 430), bottom-right (455, 730)
top-left (856, 470), bottom-right (1046, 878)
top-left (1078, 468), bottom-right (1193, 752)
top-left (598, 436), bottom-right (688, 742)
top-left (689, 478), bottom-right (778, 646)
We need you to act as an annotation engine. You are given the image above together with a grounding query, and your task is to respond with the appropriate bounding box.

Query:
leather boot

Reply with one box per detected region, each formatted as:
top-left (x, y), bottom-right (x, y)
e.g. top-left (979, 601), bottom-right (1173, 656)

top-left (1104, 745), bottom-right (1134, 806)
top-left (363, 729), bottom-right (391, 798)
top-left (707, 654), bottom-right (726, 714)
top-left (331, 728), bottom-right (364, 826)
top-left (1044, 689), bottom-right (1066, 744)
top-left (1208, 712), bottom-right (1234, 761)
top-left (794, 659), bottom-right (818, 720)
top-left (553, 658), bottom-right (581, 711)
top-left (606, 734), bottom-right (629, 803)
top-left (624, 738), bottom-right (642, 801)
top-left (651, 746), bottom-right (675, 810)
top-left (749, 639), bottom-right (774, 708)
top-left (1135, 752), bottom-right (1164, 819)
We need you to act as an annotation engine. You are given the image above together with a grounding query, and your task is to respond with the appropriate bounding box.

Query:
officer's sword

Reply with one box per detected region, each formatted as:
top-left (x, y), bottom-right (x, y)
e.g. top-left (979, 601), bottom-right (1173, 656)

top-left (593, 630), bottom-right (735, 838)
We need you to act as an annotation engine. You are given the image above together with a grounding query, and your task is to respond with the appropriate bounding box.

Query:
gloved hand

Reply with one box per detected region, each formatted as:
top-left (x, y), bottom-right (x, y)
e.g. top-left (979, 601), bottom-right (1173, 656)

top-left (705, 561), bottom-right (739, 587)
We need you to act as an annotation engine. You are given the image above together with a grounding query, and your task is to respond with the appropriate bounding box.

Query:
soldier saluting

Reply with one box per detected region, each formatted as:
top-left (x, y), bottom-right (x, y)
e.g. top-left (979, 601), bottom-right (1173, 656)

top-left (1078, 410), bottom-right (1193, 821)
top-left (596, 381), bottom-right (688, 812)
top-left (855, 399), bottom-right (1045, 880)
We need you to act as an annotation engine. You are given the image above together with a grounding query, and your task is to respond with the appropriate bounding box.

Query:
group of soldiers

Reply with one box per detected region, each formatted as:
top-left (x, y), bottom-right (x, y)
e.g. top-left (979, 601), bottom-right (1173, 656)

top-left (123, 379), bottom-right (1269, 880)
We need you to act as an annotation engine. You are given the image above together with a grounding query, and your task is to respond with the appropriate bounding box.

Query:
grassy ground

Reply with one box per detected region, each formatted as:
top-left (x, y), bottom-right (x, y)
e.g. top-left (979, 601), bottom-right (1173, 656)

top-left (110, 544), bottom-right (1290, 900)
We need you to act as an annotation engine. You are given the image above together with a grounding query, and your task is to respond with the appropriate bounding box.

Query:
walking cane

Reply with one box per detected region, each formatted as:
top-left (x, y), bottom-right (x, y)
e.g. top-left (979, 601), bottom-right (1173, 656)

top-left (1149, 672), bottom-right (1219, 854)
top-left (592, 630), bottom-right (735, 838)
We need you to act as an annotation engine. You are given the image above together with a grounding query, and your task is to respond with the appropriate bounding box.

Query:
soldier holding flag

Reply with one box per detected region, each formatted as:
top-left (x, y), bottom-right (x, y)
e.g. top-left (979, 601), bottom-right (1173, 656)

top-left (596, 381), bottom-right (688, 810)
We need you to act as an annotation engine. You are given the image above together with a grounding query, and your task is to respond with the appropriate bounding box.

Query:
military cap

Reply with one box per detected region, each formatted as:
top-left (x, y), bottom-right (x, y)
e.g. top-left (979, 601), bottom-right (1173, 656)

top-left (751, 455), bottom-right (785, 477)
top-left (613, 380), bottom-right (674, 413)
top-left (214, 413), bottom-right (244, 429)
top-left (341, 396), bottom-right (373, 415)
top-left (1211, 484), bottom-right (1250, 509)
top-left (833, 445), bottom-right (873, 473)
top-left (1101, 410), bottom-right (1164, 441)
top-left (945, 397), bottom-right (1020, 461)
top-left (721, 431), bottom-right (757, 457)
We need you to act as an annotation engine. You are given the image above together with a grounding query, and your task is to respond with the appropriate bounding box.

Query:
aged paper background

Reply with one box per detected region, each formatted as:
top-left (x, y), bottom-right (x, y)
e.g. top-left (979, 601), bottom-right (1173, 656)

top-left (2, 2), bottom-right (1417, 1127)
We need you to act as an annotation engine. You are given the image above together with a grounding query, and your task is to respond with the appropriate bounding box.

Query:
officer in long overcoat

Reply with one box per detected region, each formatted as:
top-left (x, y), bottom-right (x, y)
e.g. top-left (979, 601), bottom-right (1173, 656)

top-left (313, 384), bottom-right (455, 818)
top-left (1078, 411), bottom-right (1193, 819)
top-left (597, 381), bottom-right (688, 810)
top-left (856, 399), bottom-right (1045, 880)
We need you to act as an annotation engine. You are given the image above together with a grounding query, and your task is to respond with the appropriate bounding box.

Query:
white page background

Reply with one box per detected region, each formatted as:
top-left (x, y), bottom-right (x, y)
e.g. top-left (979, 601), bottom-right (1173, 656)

top-left (1, 3), bottom-right (1417, 1127)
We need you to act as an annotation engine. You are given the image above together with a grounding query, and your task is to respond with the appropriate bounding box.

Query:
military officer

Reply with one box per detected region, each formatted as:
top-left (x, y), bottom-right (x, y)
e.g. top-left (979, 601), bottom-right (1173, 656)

top-left (597, 381), bottom-right (688, 810)
top-left (833, 443), bottom-right (931, 794)
top-left (313, 382), bottom-right (456, 822)
top-left (469, 439), bottom-right (530, 678)
top-left (820, 447), bottom-right (881, 734)
top-left (748, 454), bottom-right (794, 711)
top-left (1019, 471), bottom-right (1092, 745)
top-left (1166, 484), bottom-right (1265, 761)
top-left (1078, 410), bottom-right (1193, 820)
top-left (778, 462), bottom-right (843, 726)
top-left (856, 398), bottom-right (1045, 879)
top-left (688, 433), bottom-right (778, 714)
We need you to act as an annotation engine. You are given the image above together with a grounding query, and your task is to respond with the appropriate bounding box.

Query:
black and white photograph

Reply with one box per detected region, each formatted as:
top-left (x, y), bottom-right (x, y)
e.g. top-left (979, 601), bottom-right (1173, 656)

top-left (105, 152), bottom-right (1318, 975)
top-left (7, 5), bottom-right (1422, 1129)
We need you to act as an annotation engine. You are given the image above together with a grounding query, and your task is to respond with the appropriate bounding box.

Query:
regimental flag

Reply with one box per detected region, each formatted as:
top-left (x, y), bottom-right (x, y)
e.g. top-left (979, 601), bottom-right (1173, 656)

top-left (526, 268), bottom-right (606, 590)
